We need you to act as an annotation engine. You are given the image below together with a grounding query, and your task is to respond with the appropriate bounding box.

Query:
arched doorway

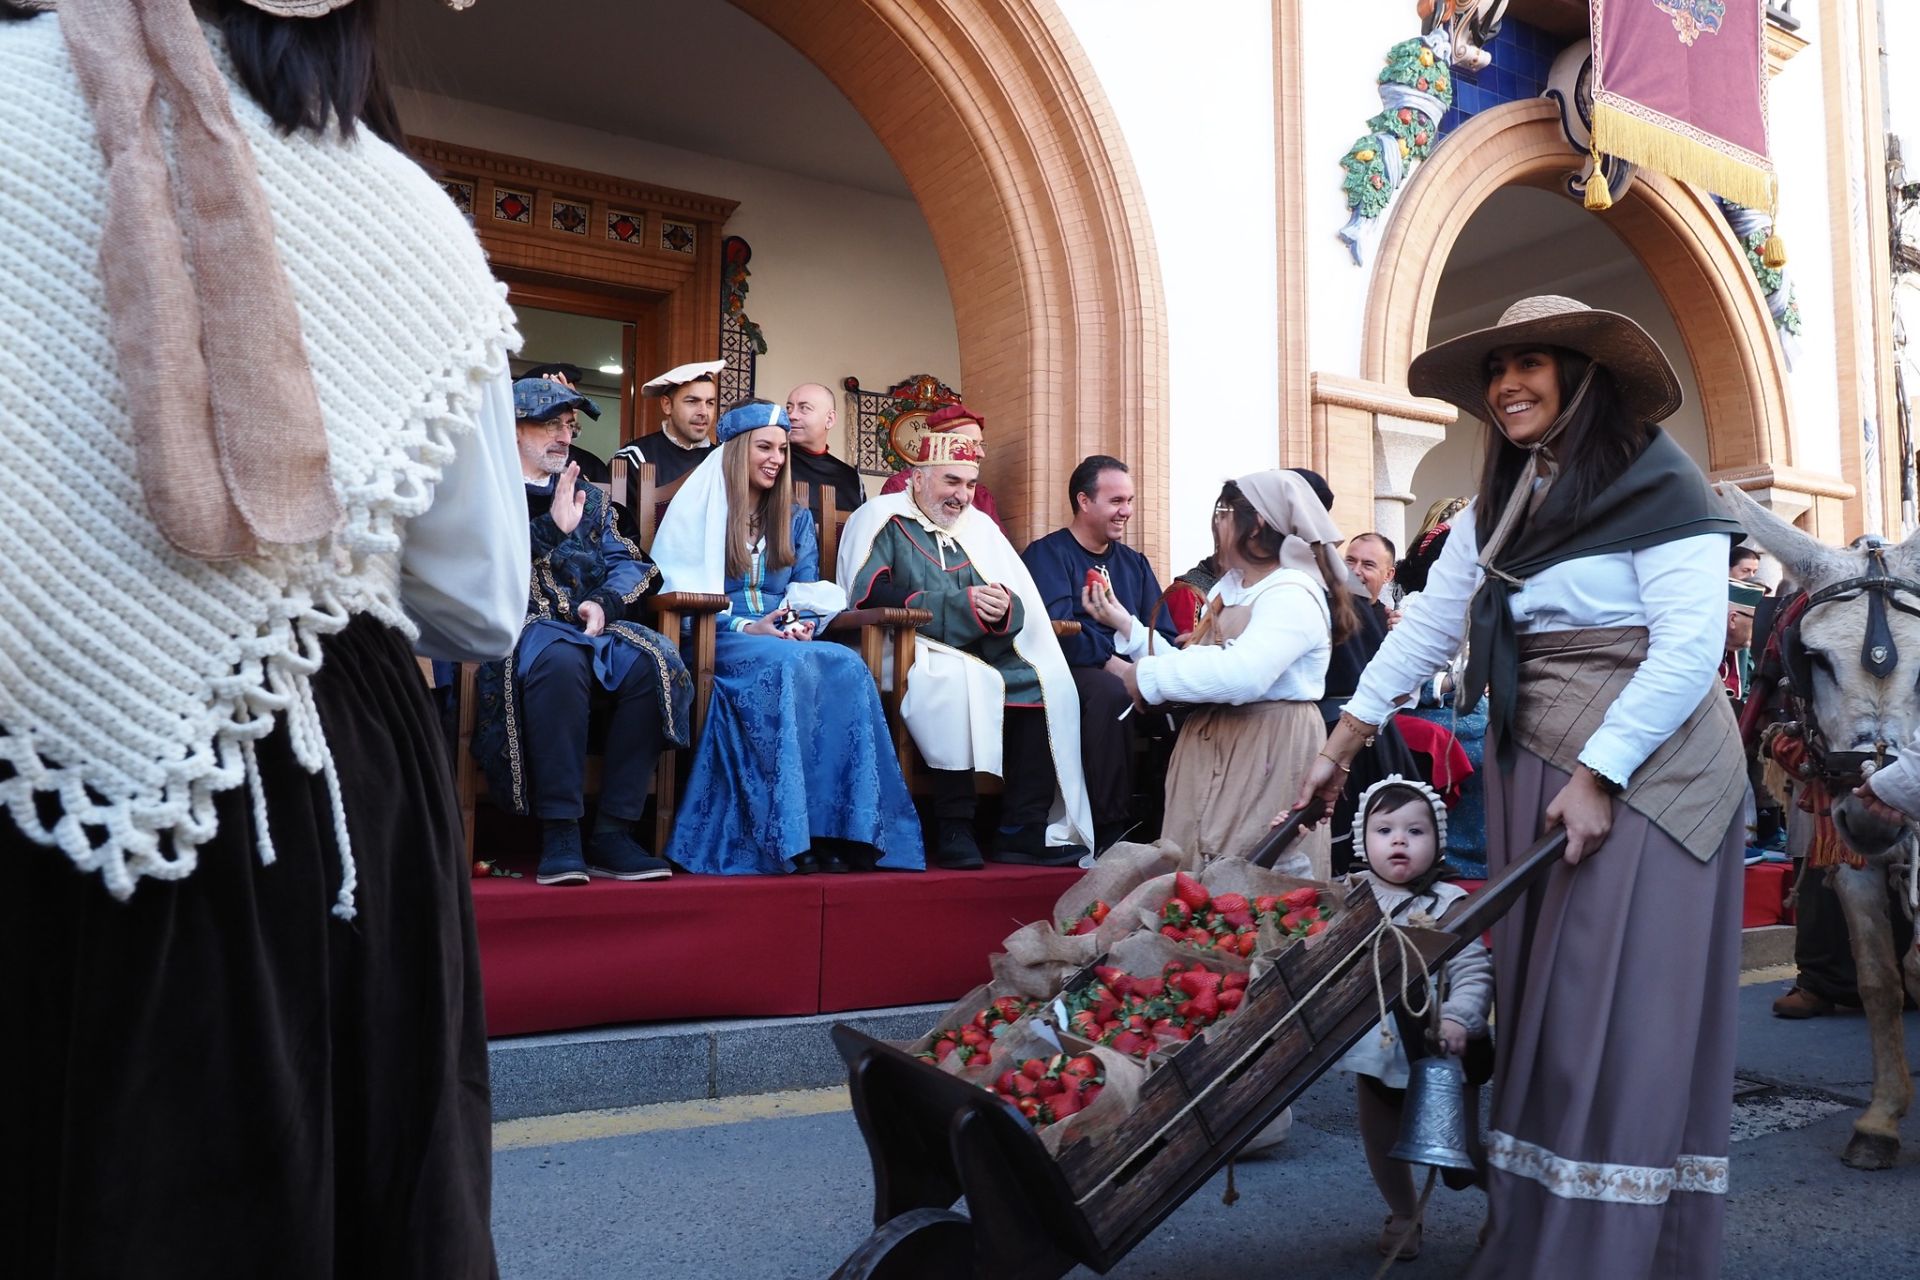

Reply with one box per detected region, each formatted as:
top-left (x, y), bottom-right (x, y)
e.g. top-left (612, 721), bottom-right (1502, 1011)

top-left (1349, 98), bottom-right (1848, 540)
top-left (730, 0), bottom-right (1170, 559)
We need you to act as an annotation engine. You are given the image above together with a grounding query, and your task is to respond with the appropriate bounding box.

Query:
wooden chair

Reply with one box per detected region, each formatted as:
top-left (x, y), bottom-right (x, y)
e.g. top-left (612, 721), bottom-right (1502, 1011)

top-left (449, 464), bottom-right (726, 862)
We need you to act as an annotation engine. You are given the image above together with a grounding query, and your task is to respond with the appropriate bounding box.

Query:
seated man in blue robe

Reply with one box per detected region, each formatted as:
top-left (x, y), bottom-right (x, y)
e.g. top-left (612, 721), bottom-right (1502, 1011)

top-left (1021, 455), bottom-right (1179, 849)
top-left (472, 379), bottom-right (693, 886)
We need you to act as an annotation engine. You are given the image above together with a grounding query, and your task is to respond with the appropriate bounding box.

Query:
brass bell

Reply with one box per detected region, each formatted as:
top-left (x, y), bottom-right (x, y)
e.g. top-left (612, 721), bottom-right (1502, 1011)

top-left (1389, 1054), bottom-right (1476, 1171)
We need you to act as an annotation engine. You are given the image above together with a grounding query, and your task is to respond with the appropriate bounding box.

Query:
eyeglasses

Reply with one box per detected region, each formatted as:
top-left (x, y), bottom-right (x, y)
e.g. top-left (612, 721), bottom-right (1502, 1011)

top-left (537, 413), bottom-right (580, 437)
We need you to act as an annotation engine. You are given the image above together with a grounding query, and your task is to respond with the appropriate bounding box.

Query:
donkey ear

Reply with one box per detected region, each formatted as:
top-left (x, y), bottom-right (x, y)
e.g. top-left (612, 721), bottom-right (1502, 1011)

top-left (1712, 483), bottom-right (1843, 585)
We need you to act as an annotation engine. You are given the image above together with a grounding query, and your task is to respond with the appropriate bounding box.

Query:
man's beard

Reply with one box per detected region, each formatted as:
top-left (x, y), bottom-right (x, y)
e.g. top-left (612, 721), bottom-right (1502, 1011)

top-left (915, 491), bottom-right (965, 529)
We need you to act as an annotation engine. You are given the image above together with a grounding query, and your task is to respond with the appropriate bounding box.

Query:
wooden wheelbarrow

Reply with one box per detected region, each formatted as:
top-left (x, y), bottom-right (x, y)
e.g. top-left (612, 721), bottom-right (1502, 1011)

top-left (827, 811), bottom-right (1568, 1279)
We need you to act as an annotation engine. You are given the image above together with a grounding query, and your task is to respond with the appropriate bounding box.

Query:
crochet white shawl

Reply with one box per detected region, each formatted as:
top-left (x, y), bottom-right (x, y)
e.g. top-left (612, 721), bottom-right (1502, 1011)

top-left (0, 16), bottom-right (518, 912)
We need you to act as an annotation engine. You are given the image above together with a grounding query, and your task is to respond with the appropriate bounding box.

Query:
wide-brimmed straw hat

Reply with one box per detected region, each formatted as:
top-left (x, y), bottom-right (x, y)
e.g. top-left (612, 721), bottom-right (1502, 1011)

top-left (1408, 294), bottom-right (1682, 426)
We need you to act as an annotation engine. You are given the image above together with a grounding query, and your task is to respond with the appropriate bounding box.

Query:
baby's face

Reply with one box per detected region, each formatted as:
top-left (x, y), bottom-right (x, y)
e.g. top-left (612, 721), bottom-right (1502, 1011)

top-left (1363, 800), bottom-right (1438, 884)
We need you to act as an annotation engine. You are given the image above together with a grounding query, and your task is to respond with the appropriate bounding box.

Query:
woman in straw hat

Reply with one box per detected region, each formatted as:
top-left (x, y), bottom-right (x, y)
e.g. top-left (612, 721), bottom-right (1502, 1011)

top-left (1099, 469), bottom-right (1358, 876)
top-left (1, 1), bottom-right (514, 1273)
top-left (1296, 296), bottom-right (1746, 1278)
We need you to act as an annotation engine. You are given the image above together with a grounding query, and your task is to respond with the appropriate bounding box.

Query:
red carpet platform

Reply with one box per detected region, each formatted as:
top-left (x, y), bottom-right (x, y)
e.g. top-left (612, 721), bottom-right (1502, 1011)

top-left (473, 862), bottom-right (1081, 1037)
top-left (472, 856), bottom-right (1796, 1037)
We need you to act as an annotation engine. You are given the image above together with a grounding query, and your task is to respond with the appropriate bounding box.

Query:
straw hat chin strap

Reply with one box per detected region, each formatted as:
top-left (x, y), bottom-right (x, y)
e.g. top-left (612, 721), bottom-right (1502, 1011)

top-left (48, 0), bottom-right (418, 559)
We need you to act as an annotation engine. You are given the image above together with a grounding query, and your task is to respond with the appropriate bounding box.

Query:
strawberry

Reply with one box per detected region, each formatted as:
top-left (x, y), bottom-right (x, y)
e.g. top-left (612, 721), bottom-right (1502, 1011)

top-left (933, 1037), bottom-right (958, 1061)
top-left (1212, 892), bottom-right (1250, 915)
top-left (1090, 901), bottom-right (1110, 924)
top-left (1069, 915), bottom-right (1099, 936)
top-left (1060, 1054), bottom-right (1101, 1085)
top-left (1083, 1082), bottom-right (1105, 1105)
top-left (995, 1069), bottom-right (1018, 1093)
top-left (1175, 969), bottom-right (1221, 997)
top-left (1218, 987), bottom-right (1245, 1012)
top-left (1223, 972), bottom-right (1249, 991)
top-left (1017, 1096), bottom-right (1042, 1119)
top-left (960, 1025), bottom-right (990, 1048)
top-left (1254, 894), bottom-right (1280, 914)
top-left (1042, 1089), bottom-right (1087, 1122)
top-left (1235, 933), bottom-right (1257, 957)
top-left (1011, 1072), bottom-right (1040, 1098)
top-left (990, 996), bottom-right (1028, 1025)
top-left (1222, 908), bottom-right (1254, 929)
top-left (1021, 1058), bottom-right (1051, 1081)
top-left (1131, 976), bottom-right (1166, 1000)
top-left (1094, 964), bottom-right (1126, 988)
top-left (1160, 925), bottom-right (1185, 940)
top-left (1184, 926), bottom-right (1212, 948)
top-left (1280, 909), bottom-right (1308, 933)
top-left (1281, 886), bottom-right (1321, 911)
top-left (1035, 1076), bottom-right (1064, 1097)
top-left (1070, 1010), bottom-right (1102, 1039)
top-left (1111, 1030), bottom-right (1151, 1057)
top-left (1161, 900), bottom-right (1192, 929)
top-left (1306, 918), bottom-right (1329, 937)
top-left (1172, 872), bottom-right (1211, 911)
top-left (1186, 990), bottom-right (1221, 1021)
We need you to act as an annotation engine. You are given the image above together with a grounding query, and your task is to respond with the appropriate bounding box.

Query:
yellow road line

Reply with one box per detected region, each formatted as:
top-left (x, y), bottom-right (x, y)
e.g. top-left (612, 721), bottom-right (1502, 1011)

top-left (1741, 963), bottom-right (1794, 987)
top-left (494, 1087), bottom-right (851, 1151)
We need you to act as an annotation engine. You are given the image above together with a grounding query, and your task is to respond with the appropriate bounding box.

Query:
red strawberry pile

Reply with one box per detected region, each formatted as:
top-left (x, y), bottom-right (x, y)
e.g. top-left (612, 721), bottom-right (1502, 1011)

top-left (1061, 899), bottom-right (1112, 937)
top-left (1063, 960), bottom-right (1249, 1057)
top-left (1259, 885), bottom-right (1333, 939)
top-left (1156, 872), bottom-right (1264, 957)
top-left (919, 995), bottom-right (1042, 1067)
top-left (992, 1052), bottom-right (1106, 1126)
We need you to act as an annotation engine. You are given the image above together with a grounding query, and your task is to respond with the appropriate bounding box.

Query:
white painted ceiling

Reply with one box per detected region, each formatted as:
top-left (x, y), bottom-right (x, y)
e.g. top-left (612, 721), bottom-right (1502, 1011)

top-left (383, 0), bottom-right (912, 198)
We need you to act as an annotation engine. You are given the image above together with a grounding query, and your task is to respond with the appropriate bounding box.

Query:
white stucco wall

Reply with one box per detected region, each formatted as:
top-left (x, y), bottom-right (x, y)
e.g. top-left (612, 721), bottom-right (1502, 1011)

top-left (1766, 3), bottom-right (1844, 481)
top-left (393, 88), bottom-right (961, 468)
top-left (1056, 0), bottom-right (1281, 571)
top-left (1299, 0), bottom-right (1421, 382)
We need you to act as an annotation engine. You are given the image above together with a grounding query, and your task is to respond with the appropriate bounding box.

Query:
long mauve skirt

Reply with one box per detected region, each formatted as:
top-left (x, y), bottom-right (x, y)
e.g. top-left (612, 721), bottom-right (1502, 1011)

top-left (1469, 748), bottom-right (1745, 1280)
top-left (0, 615), bottom-right (496, 1279)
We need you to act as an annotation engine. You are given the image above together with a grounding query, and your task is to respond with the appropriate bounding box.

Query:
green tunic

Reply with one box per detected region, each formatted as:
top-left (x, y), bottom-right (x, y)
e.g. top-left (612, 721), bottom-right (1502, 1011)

top-left (850, 512), bottom-right (1044, 707)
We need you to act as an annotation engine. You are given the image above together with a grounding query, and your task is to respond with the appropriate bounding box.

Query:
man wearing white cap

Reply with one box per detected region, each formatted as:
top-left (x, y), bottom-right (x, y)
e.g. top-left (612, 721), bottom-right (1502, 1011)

top-left (839, 428), bottom-right (1094, 868)
top-left (614, 358), bottom-right (726, 487)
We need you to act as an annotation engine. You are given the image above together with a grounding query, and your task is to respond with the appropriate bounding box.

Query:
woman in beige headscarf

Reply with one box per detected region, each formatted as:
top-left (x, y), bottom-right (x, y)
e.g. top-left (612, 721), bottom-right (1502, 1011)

top-left (1095, 470), bottom-right (1357, 875)
top-left (1, 2), bottom-right (512, 1275)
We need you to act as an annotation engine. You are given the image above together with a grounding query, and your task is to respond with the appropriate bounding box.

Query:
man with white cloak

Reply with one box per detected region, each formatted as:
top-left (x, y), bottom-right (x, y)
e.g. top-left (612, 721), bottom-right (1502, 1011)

top-left (838, 430), bottom-right (1093, 869)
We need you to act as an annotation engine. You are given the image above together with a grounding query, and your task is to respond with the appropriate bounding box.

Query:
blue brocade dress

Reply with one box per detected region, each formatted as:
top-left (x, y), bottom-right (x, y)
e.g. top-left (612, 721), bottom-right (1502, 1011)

top-left (664, 508), bottom-right (925, 874)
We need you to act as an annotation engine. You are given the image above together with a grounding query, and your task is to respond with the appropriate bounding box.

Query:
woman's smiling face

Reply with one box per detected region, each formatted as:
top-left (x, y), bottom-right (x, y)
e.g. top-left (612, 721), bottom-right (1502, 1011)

top-left (1484, 345), bottom-right (1563, 446)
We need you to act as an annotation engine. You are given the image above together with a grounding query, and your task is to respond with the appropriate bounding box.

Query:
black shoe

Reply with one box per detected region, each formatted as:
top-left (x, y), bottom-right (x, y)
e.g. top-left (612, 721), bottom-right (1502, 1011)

top-left (819, 851), bottom-right (852, 874)
top-left (586, 830), bottom-right (673, 881)
top-left (987, 823), bottom-right (1088, 867)
top-left (536, 820), bottom-right (591, 886)
top-left (932, 820), bottom-right (984, 870)
top-left (791, 852), bottom-right (821, 875)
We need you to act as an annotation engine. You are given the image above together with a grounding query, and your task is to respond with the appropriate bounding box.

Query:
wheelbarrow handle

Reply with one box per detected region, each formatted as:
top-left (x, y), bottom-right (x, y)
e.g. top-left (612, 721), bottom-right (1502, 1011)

top-left (1248, 797), bottom-right (1327, 869)
top-left (1437, 827), bottom-right (1569, 940)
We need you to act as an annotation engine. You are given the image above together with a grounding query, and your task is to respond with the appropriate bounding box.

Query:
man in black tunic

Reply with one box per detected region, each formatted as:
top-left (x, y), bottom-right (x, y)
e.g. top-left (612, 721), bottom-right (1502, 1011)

top-left (785, 381), bottom-right (866, 521)
top-left (614, 358), bottom-right (725, 487)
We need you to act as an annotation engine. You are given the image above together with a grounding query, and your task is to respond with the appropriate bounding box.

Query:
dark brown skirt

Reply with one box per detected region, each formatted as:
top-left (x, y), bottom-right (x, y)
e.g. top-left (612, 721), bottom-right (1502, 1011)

top-left (1467, 748), bottom-right (1745, 1280)
top-left (0, 614), bottom-right (496, 1279)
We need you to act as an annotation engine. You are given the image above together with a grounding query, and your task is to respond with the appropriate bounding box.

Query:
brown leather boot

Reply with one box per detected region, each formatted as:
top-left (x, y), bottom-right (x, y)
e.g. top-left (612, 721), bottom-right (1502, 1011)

top-left (1771, 985), bottom-right (1834, 1019)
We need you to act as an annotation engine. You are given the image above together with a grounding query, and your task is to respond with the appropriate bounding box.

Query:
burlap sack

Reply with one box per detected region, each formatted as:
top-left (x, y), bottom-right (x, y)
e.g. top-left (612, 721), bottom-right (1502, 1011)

top-left (1053, 839), bottom-right (1192, 929)
top-left (898, 980), bottom-right (1044, 1079)
top-left (981, 1022), bottom-right (1147, 1156)
top-left (991, 924), bottom-right (1096, 998)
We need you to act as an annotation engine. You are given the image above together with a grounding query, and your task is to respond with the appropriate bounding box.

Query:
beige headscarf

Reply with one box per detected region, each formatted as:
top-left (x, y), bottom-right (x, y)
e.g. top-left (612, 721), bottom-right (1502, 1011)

top-left (1233, 469), bottom-right (1351, 593)
top-left (36, 0), bottom-right (473, 559)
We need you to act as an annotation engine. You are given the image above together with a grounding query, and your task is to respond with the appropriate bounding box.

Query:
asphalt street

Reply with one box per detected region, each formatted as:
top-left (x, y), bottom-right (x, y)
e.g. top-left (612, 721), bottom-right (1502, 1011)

top-left (491, 975), bottom-right (1920, 1279)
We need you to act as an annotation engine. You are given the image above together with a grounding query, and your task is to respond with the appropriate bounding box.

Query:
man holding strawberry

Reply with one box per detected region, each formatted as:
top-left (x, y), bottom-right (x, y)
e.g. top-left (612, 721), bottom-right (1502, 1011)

top-left (1023, 455), bottom-right (1181, 850)
top-left (839, 430), bottom-right (1094, 869)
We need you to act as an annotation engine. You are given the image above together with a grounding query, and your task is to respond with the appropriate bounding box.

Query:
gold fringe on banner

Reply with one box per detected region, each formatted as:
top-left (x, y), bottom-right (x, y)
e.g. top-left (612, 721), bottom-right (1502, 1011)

top-left (1591, 99), bottom-right (1773, 209)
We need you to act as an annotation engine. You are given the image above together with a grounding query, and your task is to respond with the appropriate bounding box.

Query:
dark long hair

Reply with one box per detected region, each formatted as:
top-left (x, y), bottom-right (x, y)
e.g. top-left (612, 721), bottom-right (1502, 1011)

top-left (3, 0), bottom-right (402, 147)
top-left (1473, 349), bottom-right (1650, 546)
top-left (1215, 480), bottom-right (1358, 646)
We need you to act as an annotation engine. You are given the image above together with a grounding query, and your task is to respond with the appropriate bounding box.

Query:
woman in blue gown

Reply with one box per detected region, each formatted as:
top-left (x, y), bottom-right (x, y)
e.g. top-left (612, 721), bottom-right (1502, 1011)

top-left (652, 401), bottom-right (925, 875)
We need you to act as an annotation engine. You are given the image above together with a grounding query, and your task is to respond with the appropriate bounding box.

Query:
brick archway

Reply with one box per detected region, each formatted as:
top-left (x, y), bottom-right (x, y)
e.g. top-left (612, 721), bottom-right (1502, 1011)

top-left (730, 0), bottom-right (1169, 561)
top-left (1360, 99), bottom-right (1816, 504)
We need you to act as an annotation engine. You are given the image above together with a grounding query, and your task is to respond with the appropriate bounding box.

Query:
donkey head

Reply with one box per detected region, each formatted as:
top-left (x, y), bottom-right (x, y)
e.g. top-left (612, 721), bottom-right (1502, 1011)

top-left (1718, 485), bottom-right (1920, 856)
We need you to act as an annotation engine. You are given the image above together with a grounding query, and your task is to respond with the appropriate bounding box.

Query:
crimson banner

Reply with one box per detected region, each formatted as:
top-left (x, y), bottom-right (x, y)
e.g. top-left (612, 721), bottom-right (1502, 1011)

top-left (1590, 0), bottom-right (1773, 208)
